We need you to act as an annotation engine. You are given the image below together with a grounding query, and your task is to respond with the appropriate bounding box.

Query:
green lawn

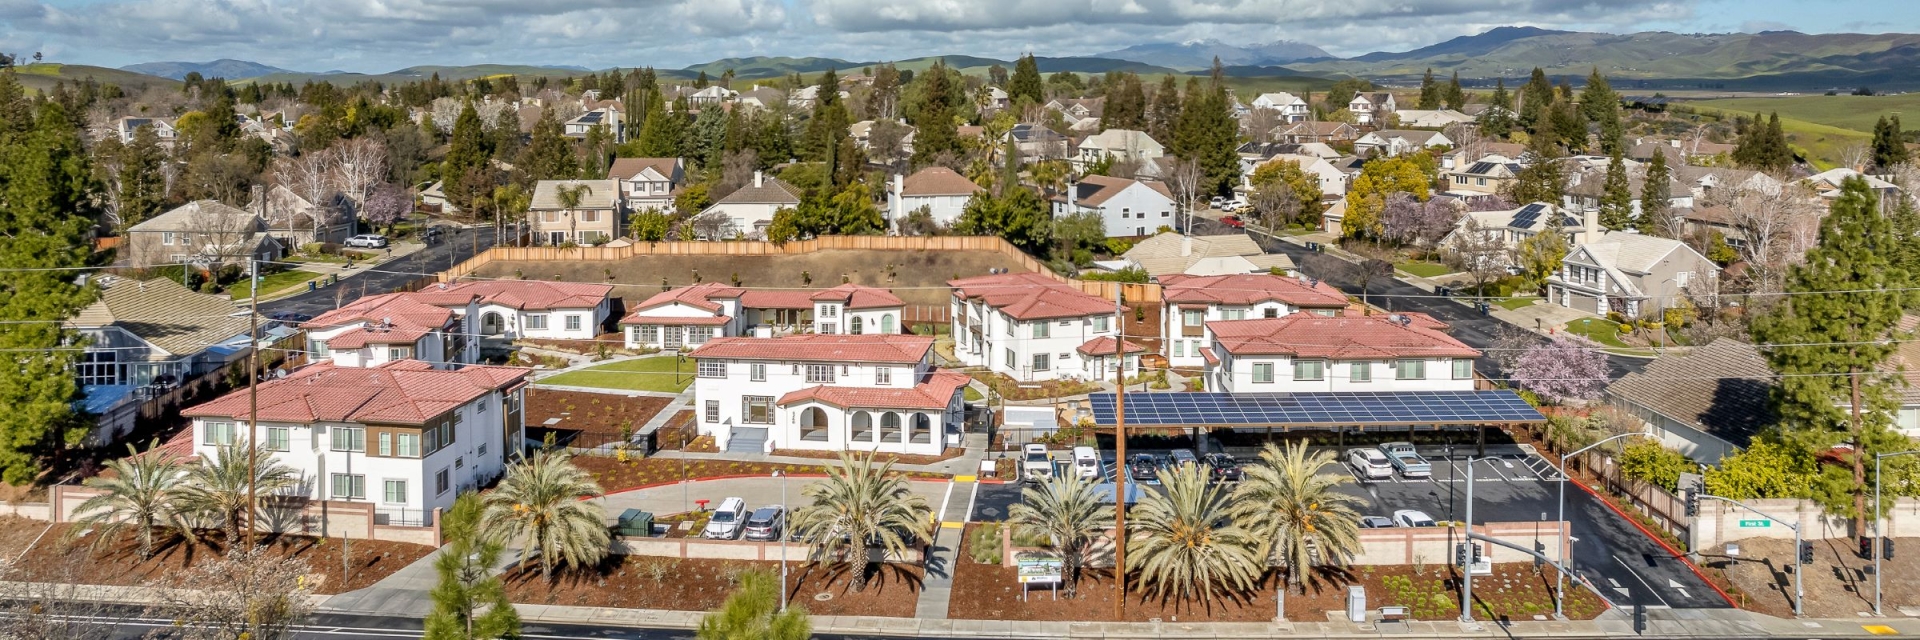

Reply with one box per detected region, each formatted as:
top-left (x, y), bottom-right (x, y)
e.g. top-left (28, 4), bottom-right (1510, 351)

top-left (228, 269), bottom-right (319, 301)
top-left (963, 386), bottom-right (984, 402)
top-left (1691, 94), bottom-right (1920, 135)
top-left (1564, 318), bottom-right (1630, 349)
top-left (1496, 296), bottom-right (1541, 311)
top-left (538, 356), bottom-right (694, 393)
top-left (1395, 261), bottom-right (1452, 278)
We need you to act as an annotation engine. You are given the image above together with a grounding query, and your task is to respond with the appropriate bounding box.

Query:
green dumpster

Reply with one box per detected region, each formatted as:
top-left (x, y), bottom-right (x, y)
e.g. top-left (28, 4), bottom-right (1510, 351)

top-left (615, 509), bottom-right (654, 537)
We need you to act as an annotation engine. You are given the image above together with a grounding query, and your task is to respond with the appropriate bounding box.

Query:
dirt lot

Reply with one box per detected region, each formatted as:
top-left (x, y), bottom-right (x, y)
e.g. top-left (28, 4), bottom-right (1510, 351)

top-left (502, 555), bottom-right (922, 617)
top-left (1705, 536), bottom-right (1920, 618)
top-left (526, 389), bottom-right (671, 448)
top-left (469, 250), bottom-right (1037, 308)
top-left (576, 455), bottom-right (949, 495)
top-left (8, 529), bottom-right (431, 595)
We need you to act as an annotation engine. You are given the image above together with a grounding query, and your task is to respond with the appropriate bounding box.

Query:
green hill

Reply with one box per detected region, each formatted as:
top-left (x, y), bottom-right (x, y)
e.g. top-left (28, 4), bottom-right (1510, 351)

top-left (1689, 93), bottom-right (1920, 133)
top-left (235, 64), bottom-right (586, 86)
top-left (15, 63), bottom-right (178, 93)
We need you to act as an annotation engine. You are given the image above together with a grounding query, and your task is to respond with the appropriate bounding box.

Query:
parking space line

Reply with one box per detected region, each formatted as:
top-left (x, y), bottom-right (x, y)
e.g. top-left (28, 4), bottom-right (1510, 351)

top-left (1487, 461), bottom-right (1513, 482)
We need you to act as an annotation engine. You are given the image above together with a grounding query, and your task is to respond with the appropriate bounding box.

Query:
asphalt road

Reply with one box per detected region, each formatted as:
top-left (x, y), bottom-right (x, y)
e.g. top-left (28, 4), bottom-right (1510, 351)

top-left (261, 226), bottom-right (497, 319)
top-left (13, 606), bottom-right (962, 639)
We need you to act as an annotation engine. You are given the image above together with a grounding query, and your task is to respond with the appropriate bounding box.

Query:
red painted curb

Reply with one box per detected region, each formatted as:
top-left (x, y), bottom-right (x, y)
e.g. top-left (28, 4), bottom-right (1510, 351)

top-left (1571, 478), bottom-right (1737, 607)
top-left (598, 472), bottom-right (954, 498)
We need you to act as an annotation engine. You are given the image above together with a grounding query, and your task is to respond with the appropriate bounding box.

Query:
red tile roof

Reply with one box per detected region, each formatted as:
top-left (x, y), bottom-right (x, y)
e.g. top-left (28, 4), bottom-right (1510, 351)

top-left (689, 334), bottom-right (934, 364)
top-left (1199, 347), bottom-right (1219, 365)
top-left (738, 290), bottom-right (817, 310)
top-left (182, 360), bottom-right (528, 426)
top-left (415, 280), bottom-right (613, 311)
top-left (623, 315), bottom-right (732, 326)
top-left (809, 283), bottom-right (905, 310)
top-left (1159, 273), bottom-right (1348, 308)
top-left (326, 326), bottom-right (434, 348)
top-left (135, 429), bottom-right (198, 463)
top-left (947, 272), bottom-right (1114, 321)
top-left (626, 282), bottom-right (743, 316)
top-left (777, 371), bottom-right (971, 410)
top-left (1206, 314), bottom-right (1480, 359)
top-left (1077, 336), bottom-right (1147, 356)
top-left (303, 293), bottom-right (457, 332)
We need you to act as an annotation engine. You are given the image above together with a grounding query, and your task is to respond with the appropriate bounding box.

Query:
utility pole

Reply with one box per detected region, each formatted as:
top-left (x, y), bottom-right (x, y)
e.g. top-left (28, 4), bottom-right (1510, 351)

top-left (1111, 289), bottom-right (1127, 621)
top-left (1461, 456), bottom-right (1476, 622)
top-left (245, 257), bottom-right (260, 548)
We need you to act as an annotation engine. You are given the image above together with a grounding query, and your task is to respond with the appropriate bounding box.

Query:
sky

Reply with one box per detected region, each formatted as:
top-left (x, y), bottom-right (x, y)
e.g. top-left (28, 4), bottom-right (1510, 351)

top-left (4, 0), bottom-right (1916, 73)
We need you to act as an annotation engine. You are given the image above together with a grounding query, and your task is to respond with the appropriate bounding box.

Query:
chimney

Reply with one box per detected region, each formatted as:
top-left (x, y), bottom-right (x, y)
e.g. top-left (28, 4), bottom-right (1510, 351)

top-left (1670, 139), bottom-right (1681, 148)
top-left (1581, 205), bottom-right (1599, 242)
top-left (753, 170), bottom-right (764, 189)
top-left (1066, 180), bottom-right (1078, 210)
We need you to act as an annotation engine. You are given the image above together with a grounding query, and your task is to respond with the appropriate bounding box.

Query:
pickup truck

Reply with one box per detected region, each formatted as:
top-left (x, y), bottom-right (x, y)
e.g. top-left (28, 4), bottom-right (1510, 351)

top-left (1022, 444), bottom-right (1054, 482)
top-left (1378, 442), bottom-right (1432, 478)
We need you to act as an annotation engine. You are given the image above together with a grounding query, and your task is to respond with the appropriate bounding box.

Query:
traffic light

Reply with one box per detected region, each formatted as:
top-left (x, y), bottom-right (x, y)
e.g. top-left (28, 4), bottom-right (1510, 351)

top-left (1456, 543), bottom-right (1471, 567)
top-left (1535, 541), bottom-right (1547, 567)
top-left (1886, 537), bottom-right (1897, 560)
top-left (1684, 490), bottom-right (1699, 517)
top-left (1472, 543), bottom-right (1484, 564)
top-left (1799, 541), bottom-right (1815, 565)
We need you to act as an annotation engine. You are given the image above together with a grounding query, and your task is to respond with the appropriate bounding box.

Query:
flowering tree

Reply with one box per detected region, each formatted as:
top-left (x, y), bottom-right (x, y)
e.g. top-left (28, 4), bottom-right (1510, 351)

top-left (1380, 192), bottom-right (1458, 247)
top-left (363, 182), bottom-right (411, 233)
top-left (1512, 336), bottom-right (1610, 403)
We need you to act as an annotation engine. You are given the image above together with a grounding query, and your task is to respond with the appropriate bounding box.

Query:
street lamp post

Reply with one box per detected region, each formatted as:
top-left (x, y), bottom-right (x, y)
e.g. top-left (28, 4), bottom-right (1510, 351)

top-left (1874, 450), bottom-right (1920, 617)
top-left (1554, 431), bottom-right (1651, 619)
top-left (775, 469), bottom-right (789, 612)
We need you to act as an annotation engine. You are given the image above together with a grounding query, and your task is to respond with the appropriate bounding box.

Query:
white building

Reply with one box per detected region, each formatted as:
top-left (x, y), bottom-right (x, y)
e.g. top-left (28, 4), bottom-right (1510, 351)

top-left (619, 283), bottom-right (905, 350)
top-left (1348, 93), bottom-right (1397, 125)
top-left (888, 167), bottom-right (980, 229)
top-left (564, 107), bottom-right (624, 141)
top-left (302, 292), bottom-right (478, 369)
top-left (689, 334), bottom-right (969, 456)
top-left (948, 272), bottom-right (1132, 381)
top-left (181, 360), bottom-right (529, 522)
top-left (698, 171), bottom-right (801, 239)
top-left (1249, 93), bottom-right (1310, 123)
top-left (1245, 154), bottom-right (1349, 198)
top-left (606, 157), bottom-right (686, 213)
top-left (1074, 129), bottom-right (1166, 172)
top-left (1203, 313), bottom-right (1479, 393)
top-left (1052, 176), bottom-right (1178, 238)
top-left (411, 280), bottom-right (615, 341)
top-left (1439, 202), bottom-right (1602, 260)
top-left (1354, 130), bottom-right (1452, 157)
top-left (1160, 273), bottom-right (1348, 369)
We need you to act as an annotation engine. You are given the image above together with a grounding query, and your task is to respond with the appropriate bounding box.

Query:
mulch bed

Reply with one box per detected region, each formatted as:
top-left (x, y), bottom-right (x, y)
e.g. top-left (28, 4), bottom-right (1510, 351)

top-left (502, 555), bottom-right (922, 617)
top-left (1705, 536), bottom-right (1918, 619)
top-left (10, 528), bottom-right (431, 595)
top-left (526, 389), bottom-right (671, 444)
top-left (972, 373), bottom-right (1101, 402)
top-left (0, 515), bottom-right (53, 557)
top-left (575, 456), bottom-right (950, 495)
top-left (653, 410), bottom-right (698, 450)
top-left (768, 448), bottom-right (965, 466)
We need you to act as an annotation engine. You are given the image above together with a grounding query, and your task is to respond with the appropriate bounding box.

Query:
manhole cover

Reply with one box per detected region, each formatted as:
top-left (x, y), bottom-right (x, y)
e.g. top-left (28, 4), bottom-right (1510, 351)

top-left (813, 592), bottom-right (834, 601)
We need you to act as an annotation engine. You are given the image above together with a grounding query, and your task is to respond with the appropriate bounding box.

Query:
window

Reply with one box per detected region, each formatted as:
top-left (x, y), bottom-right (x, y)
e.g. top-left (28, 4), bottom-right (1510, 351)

top-left (881, 315), bottom-right (895, 333)
top-left (1396, 359), bottom-right (1426, 380)
top-left (1252, 363), bottom-right (1275, 383)
top-left (697, 360), bottom-right (727, 378)
top-left (1173, 341), bottom-right (1185, 357)
top-left (1032, 323), bottom-right (1049, 339)
top-left (638, 325), bottom-right (659, 344)
top-left (750, 363), bottom-right (766, 382)
top-left (455, 456), bottom-right (464, 470)
top-left (265, 426), bottom-right (289, 452)
top-left (1003, 348), bottom-right (1015, 367)
top-left (705, 400), bottom-right (721, 423)
top-left (565, 315), bottom-right (582, 331)
top-left (579, 210), bottom-right (599, 223)
top-left (309, 340), bottom-right (331, 358)
top-left (331, 473), bottom-right (365, 500)
top-left (1093, 316), bottom-right (1109, 332)
top-left (805, 364), bottom-right (834, 384)
top-left (1032, 353), bottom-right (1050, 371)
top-left (161, 232), bottom-right (176, 245)
top-left (1264, 308), bottom-right (1280, 318)
top-left (478, 442), bottom-right (487, 456)
top-left (1225, 309), bottom-right (1247, 321)
top-left (397, 433), bottom-right (420, 458)
top-left (388, 347), bottom-right (411, 360)
top-left (383, 479), bottom-right (407, 504)
top-left (525, 315), bottom-right (548, 330)
top-left (819, 322), bottom-right (836, 335)
top-left (1351, 362), bottom-right (1371, 383)
top-left (820, 305), bottom-right (837, 318)
top-left (1452, 359), bottom-right (1473, 380)
top-left (435, 469), bottom-right (450, 495)
top-left (876, 367), bottom-right (892, 385)
top-left (378, 432), bottom-right (392, 456)
top-left (742, 396), bottom-right (774, 424)
top-left (77, 351), bottom-right (118, 386)
top-left (1293, 360), bottom-right (1324, 381)
top-left (203, 421), bottom-right (236, 446)
top-left (330, 426), bottom-right (365, 452)
top-left (850, 316), bottom-right (864, 334)
top-left (1183, 310), bottom-right (1204, 326)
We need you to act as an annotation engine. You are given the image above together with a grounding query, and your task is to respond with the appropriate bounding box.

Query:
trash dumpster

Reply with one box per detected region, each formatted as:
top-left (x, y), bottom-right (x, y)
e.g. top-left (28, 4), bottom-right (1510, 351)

top-left (615, 509), bottom-right (654, 537)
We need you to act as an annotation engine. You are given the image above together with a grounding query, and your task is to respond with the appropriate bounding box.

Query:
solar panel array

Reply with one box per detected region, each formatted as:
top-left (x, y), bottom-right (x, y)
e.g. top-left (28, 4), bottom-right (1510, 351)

top-left (578, 111), bottom-right (604, 124)
top-left (1466, 162), bottom-right (1497, 175)
top-left (1087, 390), bottom-right (1544, 427)
top-left (1509, 203), bottom-right (1549, 229)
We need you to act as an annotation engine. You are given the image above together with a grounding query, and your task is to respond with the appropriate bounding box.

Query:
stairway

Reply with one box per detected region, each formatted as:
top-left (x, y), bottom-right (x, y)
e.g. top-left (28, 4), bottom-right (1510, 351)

top-left (726, 427), bottom-right (768, 454)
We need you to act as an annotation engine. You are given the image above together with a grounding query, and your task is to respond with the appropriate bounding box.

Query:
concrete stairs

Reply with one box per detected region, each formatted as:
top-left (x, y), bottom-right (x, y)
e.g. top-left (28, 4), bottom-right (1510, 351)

top-left (725, 427), bottom-right (768, 454)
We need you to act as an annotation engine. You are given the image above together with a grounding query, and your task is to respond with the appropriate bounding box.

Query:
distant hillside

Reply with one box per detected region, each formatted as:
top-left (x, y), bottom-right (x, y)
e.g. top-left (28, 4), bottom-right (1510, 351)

top-left (1347, 26), bottom-right (1569, 63)
top-left (15, 63), bottom-right (178, 93)
top-left (122, 59), bottom-right (291, 81)
top-left (679, 57), bottom-right (864, 79)
top-left (1096, 39), bottom-right (1332, 70)
top-left (235, 64), bottom-right (586, 85)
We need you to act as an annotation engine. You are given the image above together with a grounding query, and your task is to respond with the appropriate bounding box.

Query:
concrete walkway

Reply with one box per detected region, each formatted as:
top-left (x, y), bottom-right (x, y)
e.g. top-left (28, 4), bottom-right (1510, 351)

top-left (319, 547), bottom-right (446, 617)
top-left (915, 476), bottom-right (980, 620)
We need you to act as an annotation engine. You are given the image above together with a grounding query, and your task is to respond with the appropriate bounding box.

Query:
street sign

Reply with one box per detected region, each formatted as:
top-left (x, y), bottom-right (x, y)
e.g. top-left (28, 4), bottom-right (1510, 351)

top-left (1739, 519), bottom-right (1771, 528)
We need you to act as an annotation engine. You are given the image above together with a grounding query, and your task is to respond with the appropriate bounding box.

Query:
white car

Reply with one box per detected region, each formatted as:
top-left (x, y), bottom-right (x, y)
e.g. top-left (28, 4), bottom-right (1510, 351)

top-left (1392, 509), bottom-right (1438, 528)
top-left (1072, 446), bottom-right (1101, 480)
top-left (1022, 444), bottom-right (1054, 482)
top-left (344, 234), bottom-right (389, 248)
top-left (1346, 447), bottom-right (1394, 480)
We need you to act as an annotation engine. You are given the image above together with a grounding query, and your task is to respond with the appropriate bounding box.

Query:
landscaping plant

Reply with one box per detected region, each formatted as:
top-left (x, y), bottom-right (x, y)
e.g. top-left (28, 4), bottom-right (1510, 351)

top-left (71, 441), bottom-right (195, 560)
top-left (426, 493), bottom-right (520, 640)
top-left (790, 451), bottom-right (933, 592)
top-left (1126, 463), bottom-right (1262, 604)
top-left (1229, 441), bottom-right (1368, 618)
top-left (1008, 473), bottom-right (1113, 598)
top-left (695, 568), bottom-right (811, 640)
top-left (481, 451), bottom-right (610, 580)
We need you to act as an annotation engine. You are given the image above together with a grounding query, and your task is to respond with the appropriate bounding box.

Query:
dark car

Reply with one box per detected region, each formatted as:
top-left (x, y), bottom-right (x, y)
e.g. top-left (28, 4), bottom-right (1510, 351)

top-left (1127, 454), bottom-right (1160, 484)
top-left (1202, 453), bottom-right (1242, 482)
top-left (742, 506), bottom-right (785, 542)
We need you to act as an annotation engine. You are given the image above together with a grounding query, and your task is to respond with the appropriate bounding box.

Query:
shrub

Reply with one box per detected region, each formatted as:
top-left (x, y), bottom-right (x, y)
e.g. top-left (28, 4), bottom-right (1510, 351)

top-left (1617, 439), bottom-right (1691, 491)
top-left (965, 523), bottom-right (1003, 564)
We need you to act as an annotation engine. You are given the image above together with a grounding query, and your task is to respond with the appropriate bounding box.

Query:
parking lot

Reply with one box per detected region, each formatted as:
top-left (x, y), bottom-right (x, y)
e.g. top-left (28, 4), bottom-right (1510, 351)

top-left (972, 439), bottom-right (1728, 611)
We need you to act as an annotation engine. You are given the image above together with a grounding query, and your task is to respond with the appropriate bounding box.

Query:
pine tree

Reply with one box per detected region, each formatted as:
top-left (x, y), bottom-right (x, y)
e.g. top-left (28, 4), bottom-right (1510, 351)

top-left (1100, 72), bottom-right (1146, 131)
top-left (1505, 133), bottom-right (1567, 205)
top-left (1578, 68), bottom-right (1617, 123)
top-left (689, 106), bottom-right (729, 171)
top-left (1518, 67), bottom-right (1554, 135)
top-left (1597, 150), bottom-right (1634, 230)
top-left (521, 109), bottom-right (577, 180)
top-left (1734, 111), bottom-right (1794, 174)
top-left (1751, 177), bottom-right (1919, 531)
top-left (1548, 98), bottom-right (1587, 153)
top-left (1872, 115), bottom-right (1910, 170)
top-left (1417, 68), bottom-right (1440, 109)
top-left (424, 494), bottom-right (520, 640)
top-left (634, 101), bottom-right (687, 158)
top-left (1639, 148), bottom-right (1671, 235)
top-left (1147, 75), bottom-right (1182, 143)
top-left (112, 125), bottom-right (167, 231)
top-left (1170, 62), bottom-right (1241, 198)
top-left (1480, 79), bottom-right (1514, 138)
top-left (443, 100), bottom-right (494, 210)
top-left (909, 61), bottom-right (959, 166)
top-left (1444, 72), bottom-right (1466, 111)
top-left (1008, 54), bottom-right (1045, 107)
top-left (801, 69), bottom-right (850, 163)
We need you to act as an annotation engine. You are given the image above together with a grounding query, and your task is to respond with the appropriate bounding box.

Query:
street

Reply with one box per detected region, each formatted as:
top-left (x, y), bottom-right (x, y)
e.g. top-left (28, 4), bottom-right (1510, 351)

top-left (11, 605), bottom-right (960, 639)
top-left (262, 226), bottom-right (497, 319)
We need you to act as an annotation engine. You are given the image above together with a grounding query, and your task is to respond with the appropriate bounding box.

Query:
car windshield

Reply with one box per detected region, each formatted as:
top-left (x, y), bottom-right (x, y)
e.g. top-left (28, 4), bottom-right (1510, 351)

top-left (711, 511), bottom-right (736, 523)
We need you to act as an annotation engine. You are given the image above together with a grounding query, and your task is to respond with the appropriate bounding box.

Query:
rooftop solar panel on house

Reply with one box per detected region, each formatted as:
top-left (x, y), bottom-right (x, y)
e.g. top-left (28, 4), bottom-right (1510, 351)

top-left (1467, 162), bottom-right (1497, 175)
top-left (1087, 390), bottom-right (1544, 427)
top-left (577, 112), bottom-right (603, 124)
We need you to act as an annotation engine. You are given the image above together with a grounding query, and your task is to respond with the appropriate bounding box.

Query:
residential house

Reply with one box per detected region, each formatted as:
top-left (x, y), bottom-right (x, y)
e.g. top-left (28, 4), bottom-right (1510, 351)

top-left (181, 360), bottom-right (529, 522)
top-left (685, 86), bottom-right (738, 108)
top-left (689, 334), bottom-right (968, 456)
top-left (1673, 166), bottom-right (1784, 201)
top-left (1390, 109), bottom-right (1475, 129)
top-left (1160, 273), bottom-right (1348, 369)
top-left (1606, 338), bottom-right (1774, 463)
top-left (564, 107), bottom-right (624, 142)
top-left (1805, 167), bottom-right (1899, 206)
top-left (888, 167), bottom-right (980, 229)
top-left (1440, 142), bottom-right (1527, 171)
top-left (948, 271), bottom-right (1129, 382)
top-left (1246, 154), bottom-right (1349, 197)
top-left (251, 184), bottom-right (353, 247)
top-left (606, 157), bottom-right (686, 213)
top-left (1348, 93), bottom-right (1398, 125)
top-left (1546, 231), bottom-right (1716, 317)
top-left (1203, 313), bottom-right (1479, 393)
top-left (982, 86), bottom-right (1010, 112)
top-left (124, 200), bottom-right (283, 268)
top-left (1353, 130), bottom-right (1452, 157)
top-left (115, 116), bottom-right (177, 146)
top-left (1271, 121), bottom-right (1359, 145)
top-left (529, 179), bottom-right (621, 246)
top-left (68, 278), bottom-right (255, 445)
top-left (735, 86), bottom-right (786, 112)
top-left (1118, 233), bottom-right (1297, 278)
top-left (1628, 137), bottom-right (1736, 165)
top-left (410, 280), bottom-right (614, 341)
top-left (1561, 163), bottom-right (1693, 223)
top-left (698, 171), bottom-right (801, 239)
top-left (1008, 123), bottom-right (1070, 161)
top-left (1044, 98), bottom-right (1106, 130)
top-left (1074, 129), bottom-right (1166, 172)
top-left (418, 181), bottom-right (459, 215)
top-left (302, 292), bottom-right (477, 369)
top-left (1249, 93), bottom-right (1310, 123)
top-left (1441, 154), bottom-right (1523, 198)
top-left (1237, 142), bottom-right (1341, 177)
top-left (619, 282), bottom-right (904, 350)
top-left (1439, 202), bottom-right (1601, 259)
top-left (1052, 176), bottom-right (1178, 238)
top-left (850, 120), bottom-right (917, 157)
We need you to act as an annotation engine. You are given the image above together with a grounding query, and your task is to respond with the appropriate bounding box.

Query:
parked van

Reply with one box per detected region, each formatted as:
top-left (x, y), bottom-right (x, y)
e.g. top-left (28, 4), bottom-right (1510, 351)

top-left (701, 497), bottom-right (749, 539)
top-left (1072, 446), bottom-right (1101, 480)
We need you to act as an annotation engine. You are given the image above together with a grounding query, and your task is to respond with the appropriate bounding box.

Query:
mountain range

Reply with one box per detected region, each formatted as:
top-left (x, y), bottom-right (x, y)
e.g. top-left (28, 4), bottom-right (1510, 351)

top-left (1093, 39), bottom-right (1332, 69)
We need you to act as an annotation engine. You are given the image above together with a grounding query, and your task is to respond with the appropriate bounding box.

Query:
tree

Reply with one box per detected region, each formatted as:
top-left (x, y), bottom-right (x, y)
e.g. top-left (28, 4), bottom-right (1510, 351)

top-left (333, 137), bottom-right (390, 215)
top-left (1640, 148), bottom-right (1672, 235)
top-left (1008, 473), bottom-right (1113, 598)
top-left (1512, 337), bottom-right (1610, 403)
top-left (161, 544), bottom-right (313, 640)
top-left (1617, 439), bottom-right (1691, 491)
top-left (696, 569), bottom-right (811, 640)
top-left (364, 182), bottom-right (412, 234)
top-left (953, 187), bottom-right (1051, 253)
top-left (1547, 98), bottom-right (1587, 153)
top-left (177, 443), bottom-right (297, 544)
top-left (1146, 75), bottom-right (1181, 144)
top-left (1008, 54), bottom-right (1045, 107)
top-left (1703, 441), bottom-right (1816, 500)
top-left (1169, 63), bottom-right (1241, 197)
top-left (425, 494), bottom-right (520, 640)
top-left (1380, 192), bottom-right (1457, 247)
top-left (1517, 68), bottom-right (1554, 135)
top-left (1229, 441), bottom-right (1367, 618)
top-left (72, 442), bottom-right (192, 560)
top-left (1581, 68), bottom-right (1623, 156)
top-left (1445, 72), bottom-right (1466, 111)
top-left (1448, 218), bottom-right (1509, 294)
top-left (1417, 69), bottom-right (1440, 110)
top-left (1732, 112), bottom-right (1793, 174)
top-left (1750, 177), bottom-right (1918, 529)
top-left (480, 451), bottom-right (610, 580)
top-left (1725, 180), bottom-right (1819, 291)
top-left (1872, 115), bottom-right (1910, 171)
top-left (1344, 156), bottom-right (1429, 239)
top-left (1249, 159), bottom-right (1323, 229)
top-left (1505, 133), bottom-right (1567, 205)
top-left (898, 205), bottom-right (941, 236)
top-left (1512, 228), bottom-right (1568, 289)
top-left (1597, 151), bottom-right (1634, 230)
top-left (909, 61), bottom-right (960, 166)
top-left (630, 208), bottom-right (673, 241)
top-left (96, 126), bottom-right (166, 231)
top-left (1127, 462), bottom-right (1262, 604)
top-left (274, 149), bottom-right (338, 231)
top-left (1480, 79), bottom-right (1514, 139)
top-left (443, 101), bottom-right (493, 210)
top-left (1100, 72), bottom-right (1146, 131)
top-left (522, 109), bottom-right (578, 180)
top-left (791, 452), bottom-right (932, 592)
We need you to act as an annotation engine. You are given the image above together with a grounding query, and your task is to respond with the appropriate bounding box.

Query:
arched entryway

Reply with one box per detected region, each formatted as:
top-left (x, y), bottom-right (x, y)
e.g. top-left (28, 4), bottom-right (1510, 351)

top-left (850, 411), bottom-right (874, 443)
top-left (800, 407), bottom-right (830, 442)
top-left (910, 413), bottom-right (932, 444)
top-left (880, 412), bottom-right (903, 442)
top-left (480, 312), bottom-right (507, 335)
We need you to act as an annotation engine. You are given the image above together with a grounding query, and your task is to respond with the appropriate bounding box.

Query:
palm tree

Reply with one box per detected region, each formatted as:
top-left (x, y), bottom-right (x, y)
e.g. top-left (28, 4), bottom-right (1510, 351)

top-left (696, 569), bottom-right (811, 640)
top-left (177, 443), bottom-right (297, 545)
top-left (1007, 473), bottom-right (1112, 598)
top-left (555, 182), bottom-right (593, 246)
top-left (1126, 462), bottom-right (1263, 605)
top-left (1229, 441), bottom-right (1368, 618)
top-left (72, 441), bottom-right (194, 560)
top-left (480, 451), bottom-right (610, 581)
top-left (789, 451), bottom-right (933, 592)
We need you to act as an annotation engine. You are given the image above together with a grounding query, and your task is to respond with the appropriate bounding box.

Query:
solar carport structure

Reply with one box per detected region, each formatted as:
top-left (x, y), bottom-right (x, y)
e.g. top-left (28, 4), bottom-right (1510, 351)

top-left (1088, 390), bottom-right (1545, 454)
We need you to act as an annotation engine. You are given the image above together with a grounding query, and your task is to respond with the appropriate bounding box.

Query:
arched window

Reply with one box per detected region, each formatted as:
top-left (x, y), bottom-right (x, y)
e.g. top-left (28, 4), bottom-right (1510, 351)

top-left (881, 412), bottom-right (902, 442)
top-left (850, 316), bottom-right (865, 335)
top-left (851, 411), bottom-right (874, 442)
top-left (880, 314), bottom-right (895, 333)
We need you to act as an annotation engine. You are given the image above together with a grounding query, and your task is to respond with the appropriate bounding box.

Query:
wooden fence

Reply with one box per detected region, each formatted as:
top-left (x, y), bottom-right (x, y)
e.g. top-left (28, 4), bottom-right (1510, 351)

top-left (440, 235), bottom-right (1165, 304)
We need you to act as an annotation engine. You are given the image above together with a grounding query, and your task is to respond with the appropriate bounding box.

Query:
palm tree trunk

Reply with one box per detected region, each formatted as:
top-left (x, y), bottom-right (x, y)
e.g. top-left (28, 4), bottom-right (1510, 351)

top-left (852, 543), bottom-right (871, 592)
top-left (1064, 554), bottom-right (1081, 599)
